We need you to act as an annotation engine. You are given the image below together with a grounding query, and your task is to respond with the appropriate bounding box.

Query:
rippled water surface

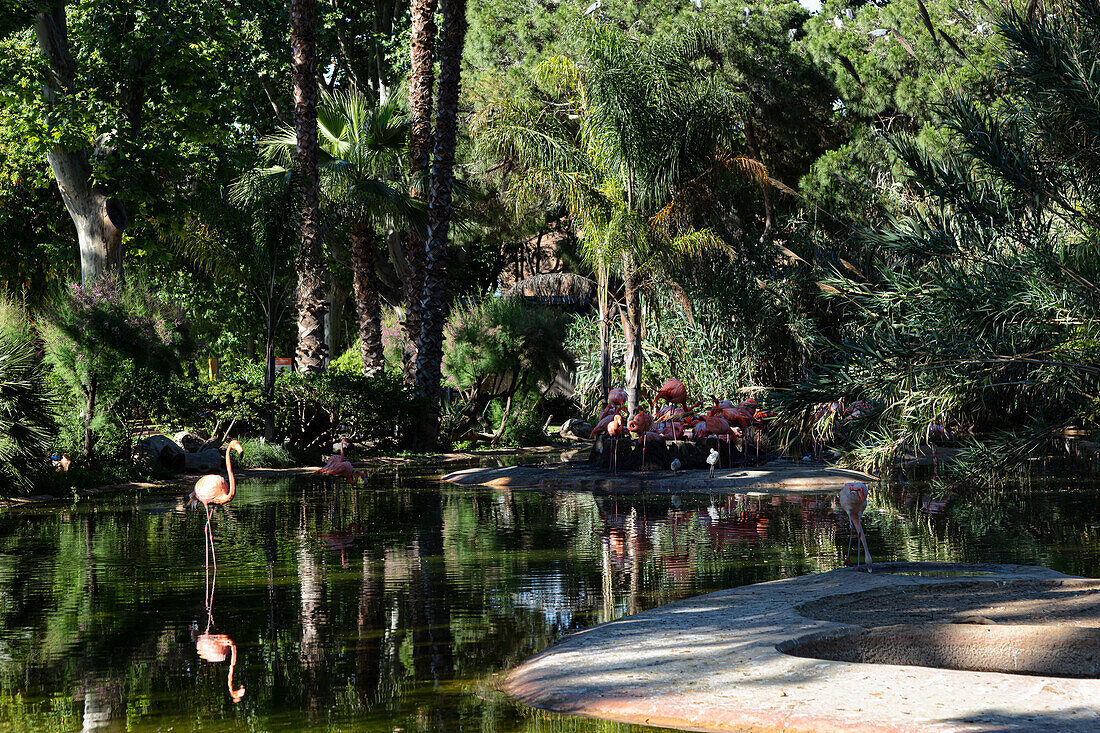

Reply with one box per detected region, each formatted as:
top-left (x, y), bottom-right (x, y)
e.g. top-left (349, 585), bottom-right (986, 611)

top-left (0, 460), bottom-right (1098, 731)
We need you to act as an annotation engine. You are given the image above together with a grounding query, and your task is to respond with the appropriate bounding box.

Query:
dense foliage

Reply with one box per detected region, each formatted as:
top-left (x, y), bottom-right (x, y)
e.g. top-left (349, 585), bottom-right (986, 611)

top-left (781, 0), bottom-right (1100, 477)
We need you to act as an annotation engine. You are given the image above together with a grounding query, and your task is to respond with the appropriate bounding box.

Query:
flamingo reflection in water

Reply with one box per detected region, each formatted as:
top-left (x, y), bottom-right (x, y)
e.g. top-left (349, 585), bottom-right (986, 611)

top-left (194, 568), bottom-right (245, 703)
top-left (195, 614), bottom-right (246, 703)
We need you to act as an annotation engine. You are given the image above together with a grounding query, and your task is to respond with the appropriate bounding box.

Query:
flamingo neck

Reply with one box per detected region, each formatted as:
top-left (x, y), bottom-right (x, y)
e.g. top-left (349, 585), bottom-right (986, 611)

top-left (224, 446), bottom-right (237, 502)
top-left (227, 641), bottom-right (243, 700)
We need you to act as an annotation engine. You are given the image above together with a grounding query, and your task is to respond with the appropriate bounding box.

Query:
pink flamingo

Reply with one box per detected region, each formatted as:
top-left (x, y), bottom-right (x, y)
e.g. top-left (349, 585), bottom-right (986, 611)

top-left (839, 481), bottom-right (873, 572)
top-left (190, 440), bottom-right (244, 606)
top-left (312, 438), bottom-right (348, 475)
top-left (606, 414), bottom-right (625, 474)
top-left (628, 409), bottom-right (653, 466)
top-left (608, 387), bottom-right (628, 409)
top-left (327, 460), bottom-right (364, 485)
top-left (652, 379), bottom-right (688, 414)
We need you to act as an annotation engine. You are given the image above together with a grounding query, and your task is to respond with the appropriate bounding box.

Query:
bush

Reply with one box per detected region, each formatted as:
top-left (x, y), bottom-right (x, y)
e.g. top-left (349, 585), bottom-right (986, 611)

top-left (236, 438), bottom-right (296, 468)
top-left (41, 277), bottom-right (194, 461)
top-left (166, 363), bottom-right (423, 458)
top-left (442, 298), bottom-right (574, 444)
top-left (0, 296), bottom-right (56, 493)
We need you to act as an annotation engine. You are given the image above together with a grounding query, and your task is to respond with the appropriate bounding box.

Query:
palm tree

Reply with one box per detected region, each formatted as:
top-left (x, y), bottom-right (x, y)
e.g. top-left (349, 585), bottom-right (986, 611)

top-left (251, 90), bottom-right (424, 376)
top-left (403, 0), bottom-right (438, 384)
top-left (414, 0), bottom-right (468, 440)
top-left (290, 0), bottom-right (327, 373)
top-left (474, 20), bottom-right (761, 412)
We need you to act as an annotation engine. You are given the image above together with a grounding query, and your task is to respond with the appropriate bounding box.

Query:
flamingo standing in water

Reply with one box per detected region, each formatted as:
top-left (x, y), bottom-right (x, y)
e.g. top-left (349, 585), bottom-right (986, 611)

top-left (191, 440), bottom-right (243, 605)
top-left (312, 438), bottom-right (348, 475)
top-left (839, 481), bottom-right (873, 572)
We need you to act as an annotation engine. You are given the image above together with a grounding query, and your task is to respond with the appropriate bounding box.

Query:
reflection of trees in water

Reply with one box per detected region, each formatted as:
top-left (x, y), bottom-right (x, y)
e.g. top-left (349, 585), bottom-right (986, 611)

top-left (0, 474), bottom-right (1097, 730)
top-left (869, 482), bottom-right (1100, 575)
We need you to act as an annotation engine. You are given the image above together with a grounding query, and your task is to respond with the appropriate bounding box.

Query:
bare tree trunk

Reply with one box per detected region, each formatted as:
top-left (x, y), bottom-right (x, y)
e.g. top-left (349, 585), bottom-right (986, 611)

top-left (291, 0), bottom-right (328, 373)
top-left (415, 0), bottom-right (467, 444)
top-left (34, 3), bottom-right (127, 284)
top-left (351, 219), bottom-right (385, 376)
top-left (403, 0), bottom-right (438, 385)
top-left (83, 375), bottom-right (98, 459)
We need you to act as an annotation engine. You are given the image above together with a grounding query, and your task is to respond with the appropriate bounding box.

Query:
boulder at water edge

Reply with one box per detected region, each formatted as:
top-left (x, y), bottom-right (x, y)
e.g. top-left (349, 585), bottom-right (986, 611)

top-left (184, 449), bottom-right (223, 472)
top-left (132, 435), bottom-right (186, 471)
top-left (559, 418), bottom-right (593, 441)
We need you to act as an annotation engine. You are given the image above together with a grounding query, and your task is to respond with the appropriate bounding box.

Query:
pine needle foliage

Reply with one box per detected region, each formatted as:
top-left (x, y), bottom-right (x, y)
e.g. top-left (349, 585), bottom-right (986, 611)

top-left (779, 0), bottom-right (1100, 479)
top-left (0, 296), bottom-right (55, 493)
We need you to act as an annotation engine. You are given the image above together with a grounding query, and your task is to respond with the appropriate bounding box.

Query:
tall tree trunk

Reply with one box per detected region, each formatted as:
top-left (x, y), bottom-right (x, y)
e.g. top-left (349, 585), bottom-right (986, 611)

top-left (598, 265), bottom-right (611, 402)
top-left (34, 3), bottom-right (127, 285)
top-left (415, 0), bottom-right (467, 443)
top-left (351, 219), bottom-right (385, 376)
top-left (325, 280), bottom-right (346, 361)
top-left (622, 261), bottom-right (642, 414)
top-left (291, 0), bottom-right (328, 373)
top-left (403, 0), bottom-right (438, 385)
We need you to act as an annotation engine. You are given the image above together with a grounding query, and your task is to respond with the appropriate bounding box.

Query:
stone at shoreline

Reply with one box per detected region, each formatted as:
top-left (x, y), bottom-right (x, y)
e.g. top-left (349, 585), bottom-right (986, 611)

top-left (173, 431), bottom-right (207, 453)
top-left (184, 449), bottom-right (223, 472)
top-left (559, 419), bottom-right (593, 441)
top-left (132, 435), bottom-right (185, 471)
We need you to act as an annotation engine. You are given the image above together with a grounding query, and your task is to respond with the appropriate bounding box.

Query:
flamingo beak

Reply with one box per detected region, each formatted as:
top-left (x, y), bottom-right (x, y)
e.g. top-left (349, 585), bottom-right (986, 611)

top-left (234, 443), bottom-right (244, 455)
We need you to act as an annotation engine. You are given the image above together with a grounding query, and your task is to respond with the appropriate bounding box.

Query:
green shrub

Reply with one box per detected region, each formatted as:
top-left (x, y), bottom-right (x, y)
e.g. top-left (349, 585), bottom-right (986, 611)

top-left (41, 277), bottom-right (195, 461)
top-left (442, 298), bottom-right (574, 444)
top-left (168, 363), bottom-right (423, 457)
top-left (0, 296), bottom-right (56, 493)
top-left (236, 438), bottom-right (296, 468)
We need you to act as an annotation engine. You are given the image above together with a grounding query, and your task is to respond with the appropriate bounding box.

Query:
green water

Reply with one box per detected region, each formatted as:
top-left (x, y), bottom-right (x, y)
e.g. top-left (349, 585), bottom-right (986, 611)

top-left (0, 462), bottom-right (1098, 731)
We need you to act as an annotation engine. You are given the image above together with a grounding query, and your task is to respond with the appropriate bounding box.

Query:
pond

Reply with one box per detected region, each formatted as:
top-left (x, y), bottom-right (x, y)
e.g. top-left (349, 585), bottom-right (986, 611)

top-left (0, 462), bottom-right (1098, 731)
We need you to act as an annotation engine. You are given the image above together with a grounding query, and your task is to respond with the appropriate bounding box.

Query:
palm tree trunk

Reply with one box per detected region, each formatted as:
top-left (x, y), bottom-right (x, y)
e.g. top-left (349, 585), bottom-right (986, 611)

top-left (291, 0), bottom-right (328, 373)
top-left (744, 116), bottom-right (774, 244)
top-left (623, 261), bottom-right (642, 414)
top-left (351, 219), bottom-right (385, 376)
top-left (415, 0), bottom-right (467, 443)
top-left (403, 0), bottom-right (438, 385)
top-left (598, 265), bottom-right (611, 402)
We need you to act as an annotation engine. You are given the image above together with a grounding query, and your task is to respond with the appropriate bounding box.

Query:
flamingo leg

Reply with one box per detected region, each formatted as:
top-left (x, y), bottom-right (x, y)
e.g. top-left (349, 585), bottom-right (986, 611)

top-left (854, 515), bottom-right (873, 572)
top-left (204, 508), bottom-right (210, 607)
top-left (845, 512), bottom-right (855, 567)
top-left (208, 507), bottom-right (218, 580)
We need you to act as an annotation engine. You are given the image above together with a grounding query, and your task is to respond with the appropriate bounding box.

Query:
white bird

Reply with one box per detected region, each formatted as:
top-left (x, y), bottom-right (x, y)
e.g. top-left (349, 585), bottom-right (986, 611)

top-left (706, 448), bottom-right (720, 478)
top-left (584, 0), bottom-right (600, 15)
top-left (839, 481), bottom-right (873, 572)
top-left (670, 458), bottom-right (682, 473)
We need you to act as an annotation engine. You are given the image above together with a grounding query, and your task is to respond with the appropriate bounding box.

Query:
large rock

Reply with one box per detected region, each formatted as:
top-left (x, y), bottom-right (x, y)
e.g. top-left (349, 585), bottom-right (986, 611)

top-left (185, 449), bottom-right (223, 472)
top-left (559, 418), bottom-right (593, 441)
top-left (174, 431), bottom-right (207, 453)
top-left (133, 435), bottom-right (186, 471)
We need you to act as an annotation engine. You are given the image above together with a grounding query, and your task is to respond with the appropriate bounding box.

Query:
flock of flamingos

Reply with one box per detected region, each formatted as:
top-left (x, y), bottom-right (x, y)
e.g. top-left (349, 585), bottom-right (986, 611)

top-left (589, 377), bottom-right (874, 571)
